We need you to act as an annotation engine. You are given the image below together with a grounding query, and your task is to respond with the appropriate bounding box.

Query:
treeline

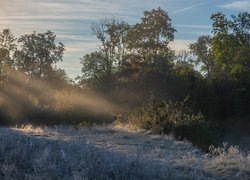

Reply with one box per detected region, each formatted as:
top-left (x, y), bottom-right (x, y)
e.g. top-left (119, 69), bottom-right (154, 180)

top-left (0, 7), bottom-right (249, 149)
top-left (0, 30), bottom-right (68, 85)
top-left (0, 30), bottom-right (114, 125)
top-left (78, 8), bottom-right (250, 119)
top-left (77, 8), bottom-right (250, 149)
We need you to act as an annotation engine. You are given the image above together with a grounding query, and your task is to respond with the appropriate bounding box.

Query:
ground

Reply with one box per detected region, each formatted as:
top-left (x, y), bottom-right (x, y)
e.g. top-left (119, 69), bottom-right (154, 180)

top-left (0, 125), bottom-right (249, 179)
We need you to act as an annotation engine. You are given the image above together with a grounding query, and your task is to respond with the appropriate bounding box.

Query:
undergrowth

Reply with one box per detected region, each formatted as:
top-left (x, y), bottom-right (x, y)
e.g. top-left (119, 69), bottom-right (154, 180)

top-left (116, 96), bottom-right (217, 151)
top-left (0, 87), bottom-right (115, 126)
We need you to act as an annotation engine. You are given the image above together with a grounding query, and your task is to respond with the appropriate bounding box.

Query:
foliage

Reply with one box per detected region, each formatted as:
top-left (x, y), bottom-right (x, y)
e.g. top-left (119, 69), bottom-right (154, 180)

top-left (14, 30), bottom-right (65, 79)
top-left (189, 36), bottom-right (215, 78)
top-left (210, 12), bottom-right (250, 81)
top-left (189, 11), bottom-right (250, 118)
top-left (92, 18), bottom-right (130, 76)
top-left (118, 97), bottom-right (216, 150)
top-left (80, 51), bottom-right (106, 80)
top-left (79, 8), bottom-right (176, 88)
top-left (0, 29), bottom-right (16, 83)
top-left (127, 7), bottom-right (176, 58)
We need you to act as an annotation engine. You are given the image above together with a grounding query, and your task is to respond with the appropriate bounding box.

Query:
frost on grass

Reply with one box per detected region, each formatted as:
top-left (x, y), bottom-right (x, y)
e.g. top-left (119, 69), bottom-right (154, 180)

top-left (0, 125), bottom-right (249, 179)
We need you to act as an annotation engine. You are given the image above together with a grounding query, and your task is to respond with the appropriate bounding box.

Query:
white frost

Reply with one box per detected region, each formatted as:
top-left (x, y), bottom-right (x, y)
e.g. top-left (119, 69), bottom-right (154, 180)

top-left (0, 125), bottom-right (249, 179)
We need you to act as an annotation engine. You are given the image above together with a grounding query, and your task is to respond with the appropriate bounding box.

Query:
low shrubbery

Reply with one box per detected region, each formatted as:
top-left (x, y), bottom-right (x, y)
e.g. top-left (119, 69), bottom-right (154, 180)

top-left (117, 96), bottom-right (217, 150)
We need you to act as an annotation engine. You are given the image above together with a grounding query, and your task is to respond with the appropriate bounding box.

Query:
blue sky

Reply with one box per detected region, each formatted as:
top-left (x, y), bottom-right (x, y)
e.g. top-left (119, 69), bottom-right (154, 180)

top-left (0, 0), bottom-right (249, 78)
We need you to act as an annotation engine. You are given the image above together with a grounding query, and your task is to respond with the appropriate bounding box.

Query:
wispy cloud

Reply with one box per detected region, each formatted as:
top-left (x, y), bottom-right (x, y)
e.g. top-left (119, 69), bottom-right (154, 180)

top-left (169, 40), bottom-right (195, 52)
top-left (175, 24), bottom-right (211, 29)
top-left (171, 1), bottom-right (208, 15)
top-left (218, 1), bottom-right (250, 11)
top-left (174, 24), bottom-right (212, 38)
top-left (183, 31), bottom-right (211, 36)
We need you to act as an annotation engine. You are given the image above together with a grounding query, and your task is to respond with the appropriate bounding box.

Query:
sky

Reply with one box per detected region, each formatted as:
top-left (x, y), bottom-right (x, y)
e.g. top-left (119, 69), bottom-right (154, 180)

top-left (0, 0), bottom-right (249, 79)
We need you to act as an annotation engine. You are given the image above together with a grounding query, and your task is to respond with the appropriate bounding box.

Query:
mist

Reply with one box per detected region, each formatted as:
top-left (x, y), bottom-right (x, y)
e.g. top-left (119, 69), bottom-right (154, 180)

top-left (0, 68), bottom-right (121, 125)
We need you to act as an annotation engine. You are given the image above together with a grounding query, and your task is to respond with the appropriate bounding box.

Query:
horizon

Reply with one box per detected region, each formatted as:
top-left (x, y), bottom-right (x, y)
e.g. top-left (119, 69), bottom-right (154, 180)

top-left (0, 0), bottom-right (248, 79)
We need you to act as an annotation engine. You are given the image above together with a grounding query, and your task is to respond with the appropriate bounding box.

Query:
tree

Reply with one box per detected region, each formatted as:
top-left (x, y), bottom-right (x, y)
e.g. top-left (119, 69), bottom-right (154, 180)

top-left (210, 12), bottom-right (250, 81)
top-left (125, 7), bottom-right (176, 76)
top-left (0, 29), bottom-right (17, 83)
top-left (208, 12), bottom-right (250, 117)
top-left (229, 12), bottom-right (250, 82)
top-left (80, 51), bottom-right (106, 80)
top-left (14, 30), bottom-right (65, 79)
top-left (189, 36), bottom-right (215, 78)
top-left (47, 68), bottom-right (69, 88)
top-left (92, 18), bottom-right (130, 77)
top-left (127, 7), bottom-right (176, 59)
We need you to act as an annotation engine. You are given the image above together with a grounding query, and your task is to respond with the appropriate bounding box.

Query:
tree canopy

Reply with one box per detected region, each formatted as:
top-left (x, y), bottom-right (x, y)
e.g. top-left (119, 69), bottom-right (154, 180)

top-left (210, 12), bottom-right (250, 82)
top-left (0, 29), bottom-right (16, 83)
top-left (127, 7), bottom-right (176, 58)
top-left (80, 8), bottom-right (176, 86)
top-left (14, 30), bottom-right (65, 79)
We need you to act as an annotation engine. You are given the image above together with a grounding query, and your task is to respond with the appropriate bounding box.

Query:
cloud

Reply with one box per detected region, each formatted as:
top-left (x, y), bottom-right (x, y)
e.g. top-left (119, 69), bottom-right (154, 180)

top-left (218, 1), bottom-right (250, 11)
top-left (171, 1), bottom-right (208, 15)
top-left (175, 25), bottom-right (212, 35)
top-left (175, 24), bottom-right (211, 29)
top-left (169, 40), bottom-right (194, 52)
top-left (64, 41), bottom-right (98, 55)
top-left (183, 31), bottom-right (211, 36)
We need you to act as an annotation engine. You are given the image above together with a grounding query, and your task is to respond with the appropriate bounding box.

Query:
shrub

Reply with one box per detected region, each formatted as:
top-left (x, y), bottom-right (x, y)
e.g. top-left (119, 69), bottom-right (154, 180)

top-left (119, 96), bottom-right (217, 150)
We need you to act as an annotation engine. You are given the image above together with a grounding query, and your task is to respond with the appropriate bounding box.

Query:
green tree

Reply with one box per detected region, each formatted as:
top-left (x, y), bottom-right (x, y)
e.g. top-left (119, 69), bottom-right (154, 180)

top-left (0, 29), bottom-right (17, 83)
top-left (127, 7), bottom-right (176, 59)
top-left (207, 12), bottom-right (250, 117)
top-left (190, 36), bottom-right (215, 78)
top-left (210, 12), bottom-right (250, 81)
top-left (125, 7), bottom-right (176, 75)
top-left (92, 18), bottom-right (130, 77)
top-left (14, 30), bottom-right (65, 79)
top-left (80, 51), bottom-right (106, 80)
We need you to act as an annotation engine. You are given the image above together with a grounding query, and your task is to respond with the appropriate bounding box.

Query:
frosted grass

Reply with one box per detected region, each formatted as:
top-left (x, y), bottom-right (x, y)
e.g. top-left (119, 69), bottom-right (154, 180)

top-left (0, 125), bottom-right (249, 179)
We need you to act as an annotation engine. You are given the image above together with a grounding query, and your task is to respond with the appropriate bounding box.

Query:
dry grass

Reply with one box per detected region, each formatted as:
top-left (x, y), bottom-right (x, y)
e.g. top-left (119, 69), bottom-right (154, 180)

top-left (0, 125), bottom-right (249, 179)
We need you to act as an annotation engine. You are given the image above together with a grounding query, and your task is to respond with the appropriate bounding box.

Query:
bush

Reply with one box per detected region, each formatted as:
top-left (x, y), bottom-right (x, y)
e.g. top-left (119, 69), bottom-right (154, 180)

top-left (119, 96), bottom-right (217, 150)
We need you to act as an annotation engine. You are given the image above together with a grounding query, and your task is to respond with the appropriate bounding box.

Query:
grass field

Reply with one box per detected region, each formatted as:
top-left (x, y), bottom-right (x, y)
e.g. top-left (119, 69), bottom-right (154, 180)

top-left (0, 125), bottom-right (249, 179)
